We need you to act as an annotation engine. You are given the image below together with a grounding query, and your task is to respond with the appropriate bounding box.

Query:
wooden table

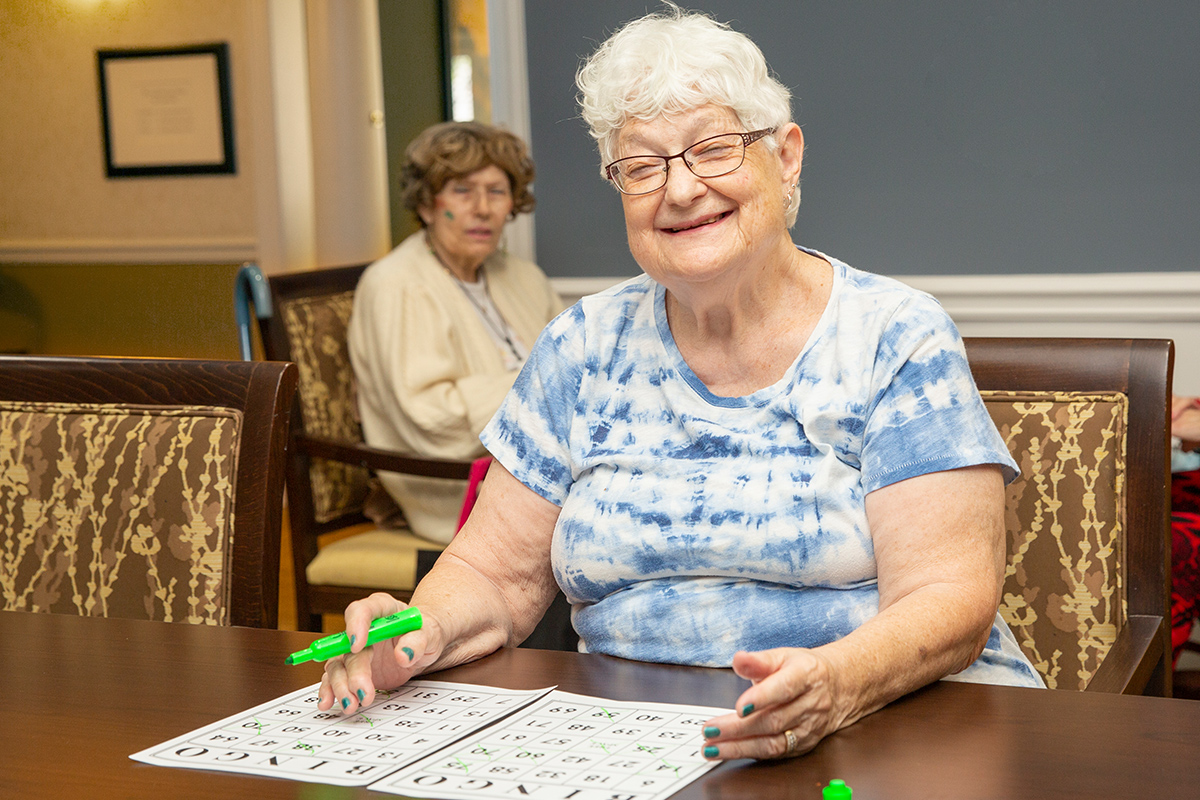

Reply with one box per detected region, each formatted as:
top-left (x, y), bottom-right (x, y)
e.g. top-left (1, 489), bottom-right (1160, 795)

top-left (5, 610), bottom-right (1199, 799)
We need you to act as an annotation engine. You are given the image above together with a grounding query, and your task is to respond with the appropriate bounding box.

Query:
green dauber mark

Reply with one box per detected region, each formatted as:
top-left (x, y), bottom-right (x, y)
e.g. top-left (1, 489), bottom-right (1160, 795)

top-left (296, 742), bottom-right (316, 753)
top-left (635, 743), bottom-right (679, 775)
top-left (517, 746), bottom-right (540, 763)
top-left (454, 756), bottom-right (471, 773)
top-left (252, 717), bottom-right (263, 735)
top-left (355, 714), bottom-right (377, 728)
top-left (596, 707), bottom-right (616, 719)
top-left (590, 739), bottom-right (612, 754)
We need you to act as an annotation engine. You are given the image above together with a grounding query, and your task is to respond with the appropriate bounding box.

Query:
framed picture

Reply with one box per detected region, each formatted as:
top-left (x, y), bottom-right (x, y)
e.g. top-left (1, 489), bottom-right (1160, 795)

top-left (96, 43), bottom-right (236, 177)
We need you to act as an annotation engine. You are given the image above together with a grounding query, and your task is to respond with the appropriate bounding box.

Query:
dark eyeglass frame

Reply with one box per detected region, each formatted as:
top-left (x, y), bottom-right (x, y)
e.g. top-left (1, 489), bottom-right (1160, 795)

top-left (604, 128), bottom-right (777, 196)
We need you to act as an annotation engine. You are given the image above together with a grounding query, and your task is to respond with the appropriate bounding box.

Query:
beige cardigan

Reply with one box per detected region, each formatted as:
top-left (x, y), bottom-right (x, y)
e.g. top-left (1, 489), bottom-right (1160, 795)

top-left (348, 231), bottom-right (564, 544)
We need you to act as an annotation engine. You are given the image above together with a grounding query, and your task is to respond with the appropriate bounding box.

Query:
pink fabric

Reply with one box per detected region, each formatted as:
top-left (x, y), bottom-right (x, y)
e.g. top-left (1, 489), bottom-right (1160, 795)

top-left (456, 456), bottom-right (494, 532)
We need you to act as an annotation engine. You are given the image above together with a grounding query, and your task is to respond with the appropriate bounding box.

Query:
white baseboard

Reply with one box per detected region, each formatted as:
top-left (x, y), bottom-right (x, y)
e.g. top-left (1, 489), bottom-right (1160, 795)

top-left (551, 272), bottom-right (1200, 395)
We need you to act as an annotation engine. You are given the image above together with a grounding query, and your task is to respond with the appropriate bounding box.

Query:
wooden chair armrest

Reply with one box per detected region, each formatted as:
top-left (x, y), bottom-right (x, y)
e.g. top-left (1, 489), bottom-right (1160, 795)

top-left (296, 434), bottom-right (474, 480)
top-left (1084, 615), bottom-right (1166, 695)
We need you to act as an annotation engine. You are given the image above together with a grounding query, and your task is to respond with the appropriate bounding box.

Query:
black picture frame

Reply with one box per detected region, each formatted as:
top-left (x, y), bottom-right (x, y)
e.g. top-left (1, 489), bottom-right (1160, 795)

top-left (96, 43), bottom-right (236, 178)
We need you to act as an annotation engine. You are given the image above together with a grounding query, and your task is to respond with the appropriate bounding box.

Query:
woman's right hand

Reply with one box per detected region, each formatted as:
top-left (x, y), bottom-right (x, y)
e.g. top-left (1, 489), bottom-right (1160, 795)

top-left (316, 592), bottom-right (446, 715)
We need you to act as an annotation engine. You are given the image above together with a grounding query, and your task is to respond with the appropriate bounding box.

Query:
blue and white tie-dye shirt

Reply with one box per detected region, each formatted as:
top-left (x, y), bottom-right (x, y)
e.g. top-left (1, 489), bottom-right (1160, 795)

top-left (481, 250), bottom-right (1043, 688)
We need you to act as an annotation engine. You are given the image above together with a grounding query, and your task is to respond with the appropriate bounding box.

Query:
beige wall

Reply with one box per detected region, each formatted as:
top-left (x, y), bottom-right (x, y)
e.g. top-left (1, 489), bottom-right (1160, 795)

top-left (0, 1), bottom-right (255, 358)
top-left (0, 0), bottom-right (257, 250)
top-left (0, 0), bottom-right (444, 359)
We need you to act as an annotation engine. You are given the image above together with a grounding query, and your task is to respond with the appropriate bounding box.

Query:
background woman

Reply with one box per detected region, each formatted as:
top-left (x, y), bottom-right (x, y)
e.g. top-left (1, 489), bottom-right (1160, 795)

top-left (349, 122), bottom-right (563, 545)
top-left (324, 5), bottom-right (1043, 760)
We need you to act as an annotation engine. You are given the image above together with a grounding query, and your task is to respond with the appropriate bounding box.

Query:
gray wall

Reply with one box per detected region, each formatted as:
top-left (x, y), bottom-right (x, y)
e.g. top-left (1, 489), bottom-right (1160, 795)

top-left (525, 1), bottom-right (1199, 278)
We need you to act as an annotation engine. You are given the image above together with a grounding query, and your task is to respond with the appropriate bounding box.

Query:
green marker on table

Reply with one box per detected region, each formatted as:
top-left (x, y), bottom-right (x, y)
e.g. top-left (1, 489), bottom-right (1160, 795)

top-left (285, 607), bottom-right (422, 665)
top-left (823, 778), bottom-right (852, 799)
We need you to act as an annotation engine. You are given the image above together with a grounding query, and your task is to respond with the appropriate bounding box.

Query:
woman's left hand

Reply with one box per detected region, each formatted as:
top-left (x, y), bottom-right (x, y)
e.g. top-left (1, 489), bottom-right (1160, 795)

top-left (700, 648), bottom-right (847, 760)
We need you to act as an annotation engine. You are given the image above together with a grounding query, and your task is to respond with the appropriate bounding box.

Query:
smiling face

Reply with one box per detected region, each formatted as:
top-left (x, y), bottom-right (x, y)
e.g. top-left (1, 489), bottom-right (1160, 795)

top-left (615, 105), bottom-right (801, 293)
top-left (419, 164), bottom-right (514, 281)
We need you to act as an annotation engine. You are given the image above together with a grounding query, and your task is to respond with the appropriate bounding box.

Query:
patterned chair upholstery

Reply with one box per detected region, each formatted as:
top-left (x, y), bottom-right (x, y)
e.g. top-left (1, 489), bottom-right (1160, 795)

top-left (0, 357), bottom-right (296, 628)
top-left (965, 338), bottom-right (1172, 695)
top-left (258, 265), bottom-right (473, 632)
top-left (984, 391), bottom-right (1126, 690)
top-left (1, 402), bottom-right (242, 623)
top-left (279, 289), bottom-right (371, 524)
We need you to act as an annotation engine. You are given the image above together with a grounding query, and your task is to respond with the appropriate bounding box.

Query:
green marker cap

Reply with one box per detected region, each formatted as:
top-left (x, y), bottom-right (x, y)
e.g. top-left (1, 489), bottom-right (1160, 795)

top-left (286, 607), bottom-right (422, 665)
top-left (823, 779), bottom-right (852, 799)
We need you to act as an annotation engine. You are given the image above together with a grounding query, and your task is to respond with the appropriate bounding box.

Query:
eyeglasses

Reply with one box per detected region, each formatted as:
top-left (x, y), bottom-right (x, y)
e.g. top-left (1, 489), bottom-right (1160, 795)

top-left (604, 128), bottom-right (776, 196)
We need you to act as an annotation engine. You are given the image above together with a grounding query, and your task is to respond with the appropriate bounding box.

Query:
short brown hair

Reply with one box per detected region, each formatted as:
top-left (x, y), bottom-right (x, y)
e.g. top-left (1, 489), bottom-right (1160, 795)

top-left (400, 122), bottom-right (536, 224)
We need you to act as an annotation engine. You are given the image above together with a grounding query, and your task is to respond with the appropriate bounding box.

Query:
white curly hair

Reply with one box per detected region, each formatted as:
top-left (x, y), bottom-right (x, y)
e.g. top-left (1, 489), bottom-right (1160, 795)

top-left (576, 3), bottom-right (801, 225)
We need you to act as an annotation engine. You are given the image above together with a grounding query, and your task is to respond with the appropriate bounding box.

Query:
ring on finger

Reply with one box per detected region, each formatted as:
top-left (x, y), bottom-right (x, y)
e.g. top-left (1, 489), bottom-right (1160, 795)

top-left (783, 728), bottom-right (799, 756)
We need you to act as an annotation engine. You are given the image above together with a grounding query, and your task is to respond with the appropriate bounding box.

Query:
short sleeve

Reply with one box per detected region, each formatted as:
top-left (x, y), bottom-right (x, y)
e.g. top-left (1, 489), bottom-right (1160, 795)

top-left (859, 294), bottom-right (1018, 492)
top-left (480, 304), bottom-right (586, 505)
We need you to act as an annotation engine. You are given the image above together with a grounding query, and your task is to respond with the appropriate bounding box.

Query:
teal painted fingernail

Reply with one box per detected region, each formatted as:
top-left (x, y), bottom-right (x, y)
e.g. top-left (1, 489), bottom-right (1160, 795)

top-left (703, 726), bottom-right (720, 739)
top-left (703, 745), bottom-right (719, 758)
top-left (401, 646), bottom-right (415, 661)
top-left (356, 689), bottom-right (365, 702)
top-left (741, 703), bottom-right (755, 716)
top-left (341, 697), bottom-right (350, 709)
top-left (349, 634), bottom-right (356, 647)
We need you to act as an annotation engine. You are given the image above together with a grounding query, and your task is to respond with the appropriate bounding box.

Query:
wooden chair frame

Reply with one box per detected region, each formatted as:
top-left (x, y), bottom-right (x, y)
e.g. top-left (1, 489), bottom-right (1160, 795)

top-left (0, 356), bottom-right (297, 628)
top-left (964, 337), bottom-right (1173, 696)
top-left (257, 264), bottom-right (473, 631)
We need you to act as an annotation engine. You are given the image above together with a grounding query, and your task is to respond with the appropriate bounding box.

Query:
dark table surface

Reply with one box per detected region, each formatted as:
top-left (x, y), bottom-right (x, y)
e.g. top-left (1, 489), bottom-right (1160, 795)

top-left (5, 610), bottom-right (1200, 799)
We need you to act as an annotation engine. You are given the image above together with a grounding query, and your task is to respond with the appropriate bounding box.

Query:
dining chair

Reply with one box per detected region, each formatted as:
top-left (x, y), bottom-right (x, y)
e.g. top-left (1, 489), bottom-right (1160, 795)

top-left (965, 337), bottom-right (1173, 695)
top-left (253, 264), bottom-right (474, 632)
top-left (0, 356), bottom-right (297, 628)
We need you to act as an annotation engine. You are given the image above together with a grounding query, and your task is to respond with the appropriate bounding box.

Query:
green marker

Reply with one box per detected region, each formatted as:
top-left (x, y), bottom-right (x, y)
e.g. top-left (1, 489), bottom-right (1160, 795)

top-left (823, 779), bottom-right (852, 799)
top-left (285, 608), bottom-right (422, 665)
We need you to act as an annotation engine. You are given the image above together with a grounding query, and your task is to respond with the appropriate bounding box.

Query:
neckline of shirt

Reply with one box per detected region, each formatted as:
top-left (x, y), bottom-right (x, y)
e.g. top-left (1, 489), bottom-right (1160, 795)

top-left (653, 245), bottom-right (843, 409)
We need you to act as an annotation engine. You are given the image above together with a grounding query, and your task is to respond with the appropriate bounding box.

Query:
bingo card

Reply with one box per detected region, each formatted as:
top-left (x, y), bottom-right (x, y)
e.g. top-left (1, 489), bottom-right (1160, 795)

top-left (131, 681), bottom-right (550, 787)
top-left (131, 680), bottom-right (727, 799)
top-left (373, 689), bottom-right (726, 799)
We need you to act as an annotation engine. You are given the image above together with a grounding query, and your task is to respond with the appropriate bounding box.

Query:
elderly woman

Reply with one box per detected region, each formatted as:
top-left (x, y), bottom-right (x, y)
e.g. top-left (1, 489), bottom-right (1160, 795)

top-left (323, 6), bottom-right (1043, 759)
top-left (349, 122), bottom-right (563, 545)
